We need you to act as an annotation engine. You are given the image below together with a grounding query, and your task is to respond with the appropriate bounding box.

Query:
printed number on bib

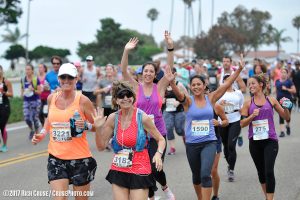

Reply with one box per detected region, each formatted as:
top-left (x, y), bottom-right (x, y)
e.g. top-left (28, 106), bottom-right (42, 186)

top-left (104, 95), bottom-right (112, 106)
top-left (51, 122), bottom-right (72, 142)
top-left (252, 119), bottom-right (269, 140)
top-left (112, 149), bottom-right (133, 168)
top-left (191, 120), bottom-right (210, 136)
top-left (166, 98), bottom-right (176, 112)
top-left (224, 103), bottom-right (235, 114)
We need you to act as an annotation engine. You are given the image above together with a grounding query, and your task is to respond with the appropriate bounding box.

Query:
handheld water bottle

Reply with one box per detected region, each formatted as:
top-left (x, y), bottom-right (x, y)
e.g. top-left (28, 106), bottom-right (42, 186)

top-left (73, 110), bottom-right (82, 134)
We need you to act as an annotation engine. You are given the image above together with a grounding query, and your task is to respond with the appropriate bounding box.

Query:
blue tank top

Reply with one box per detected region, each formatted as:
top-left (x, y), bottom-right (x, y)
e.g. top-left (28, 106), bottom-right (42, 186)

top-left (185, 95), bottom-right (217, 143)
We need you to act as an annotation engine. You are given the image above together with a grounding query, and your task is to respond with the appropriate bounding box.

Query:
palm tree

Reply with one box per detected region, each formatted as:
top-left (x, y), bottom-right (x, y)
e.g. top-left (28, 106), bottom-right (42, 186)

top-left (292, 15), bottom-right (300, 53)
top-left (271, 28), bottom-right (292, 56)
top-left (197, 0), bottom-right (202, 35)
top-left (147, 8), bottom-right (159, 36)
top-left (169, 0), bottom-right (174, 32)
top-left (1, 27), bottom-right (27, 44)
top-left (183, 0), bottom-right (195, 59)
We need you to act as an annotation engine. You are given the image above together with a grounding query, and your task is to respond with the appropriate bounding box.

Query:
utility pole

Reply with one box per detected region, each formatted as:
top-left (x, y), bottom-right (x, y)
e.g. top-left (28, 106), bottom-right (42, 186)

top-left (25, 0), bottom-right (32, 63)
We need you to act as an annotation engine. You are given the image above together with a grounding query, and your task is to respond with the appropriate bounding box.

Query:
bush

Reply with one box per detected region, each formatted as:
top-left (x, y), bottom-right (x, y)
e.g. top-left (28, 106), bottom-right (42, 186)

top-left (8, 97), bottom-right (23, 123)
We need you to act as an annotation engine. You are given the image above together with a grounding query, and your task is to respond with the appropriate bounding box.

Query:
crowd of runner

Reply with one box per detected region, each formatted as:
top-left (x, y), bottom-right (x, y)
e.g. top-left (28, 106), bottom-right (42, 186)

top-left (0, 31), bottom-right (299, 200)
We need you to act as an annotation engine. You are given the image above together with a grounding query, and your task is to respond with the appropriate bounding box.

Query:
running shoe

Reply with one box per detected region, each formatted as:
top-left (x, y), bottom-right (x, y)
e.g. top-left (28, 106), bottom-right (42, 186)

top-left (286, 126), bottom-right (291, 136)
top-left (167, 147), bottom-right (176, 155)
top-left (228, 170), bottom-right (235, 182)
top-left (29, 130), bottom-right (35, 140)
top-left (279, 132), bottom-right (285, 137)
top-left (163, 187), bottom-right (175, 200)
top-left (1, 145), bottom-right (8, 152)
top-left (237, 136), bottom-right (243, 147)
top-left (211, 196), bottom-right (219, 200)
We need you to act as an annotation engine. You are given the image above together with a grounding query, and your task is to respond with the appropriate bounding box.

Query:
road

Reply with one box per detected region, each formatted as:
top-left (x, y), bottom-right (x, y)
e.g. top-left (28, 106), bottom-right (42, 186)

top-left (1, 112), bottom-right (300, 200)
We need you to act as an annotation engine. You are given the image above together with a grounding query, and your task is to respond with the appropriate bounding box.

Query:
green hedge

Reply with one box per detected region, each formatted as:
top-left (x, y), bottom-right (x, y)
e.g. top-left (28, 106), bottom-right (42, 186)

top-left (8, 97), bottom-right (24, 124)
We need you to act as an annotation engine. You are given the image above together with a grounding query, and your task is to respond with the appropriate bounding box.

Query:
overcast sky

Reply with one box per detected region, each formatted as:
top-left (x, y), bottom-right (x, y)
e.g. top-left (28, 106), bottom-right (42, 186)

top-left (0, 0), bottom-right (299, 69)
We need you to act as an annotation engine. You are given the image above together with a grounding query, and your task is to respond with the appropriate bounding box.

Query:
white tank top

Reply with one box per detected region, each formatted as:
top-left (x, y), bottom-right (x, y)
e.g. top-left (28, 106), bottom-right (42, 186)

top-left (82, 66), bottom-right (97, 92)
top-left (217, 89), bottom-right (244, 123)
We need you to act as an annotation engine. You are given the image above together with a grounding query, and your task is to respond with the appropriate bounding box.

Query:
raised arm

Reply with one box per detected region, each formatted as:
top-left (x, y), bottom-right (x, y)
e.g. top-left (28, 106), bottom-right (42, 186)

top-left (121, 37), bottom-right (139, 91)
top-left (158, 65), bottom-right (175, 98)
top-left (158, 31), bottom-right (175, 96)
top-left (210, 54), bottom-right (245, 104)
top-left (170, 79), bottom-right (192, 111)
top-left (236, 76), bottom-right (247, 93)
top-left (92, 109), bottom-right (114, 151)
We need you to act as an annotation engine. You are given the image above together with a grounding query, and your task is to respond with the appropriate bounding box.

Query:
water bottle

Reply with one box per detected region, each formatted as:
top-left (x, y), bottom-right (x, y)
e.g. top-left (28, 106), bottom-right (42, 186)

top-left (73, 110), bottom-right (82, 133)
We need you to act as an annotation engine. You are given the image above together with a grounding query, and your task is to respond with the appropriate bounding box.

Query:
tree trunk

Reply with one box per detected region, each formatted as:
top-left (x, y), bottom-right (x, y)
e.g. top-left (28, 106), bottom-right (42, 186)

top-left (169, 0), bottom-right (174, 32)
top-left (297, 28), bottom-right (299, 53)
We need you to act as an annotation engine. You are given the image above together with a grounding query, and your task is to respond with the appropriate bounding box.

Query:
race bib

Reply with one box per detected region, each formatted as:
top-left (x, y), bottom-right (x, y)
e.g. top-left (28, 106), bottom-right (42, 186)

top-left (252, 119), bottom-right (269, 140)
top-left (24, 88), bottom-right (34, 97)
top-left (224, 103), bottom-right (235, 114)
top-left (112, 149), bottom-right (133, 168)
top-left (43, 105), bottom-right (48, 114)
top-left (191, 120), bottom-right (210, 136)
top-left (51, 122), bottom-right (72, 142)
top-left (166, 98), bottom-right (177, 112)
top-left (209, 77), bottom-right (217, 84)
top-left (104, 95), bottom-right (112, 106)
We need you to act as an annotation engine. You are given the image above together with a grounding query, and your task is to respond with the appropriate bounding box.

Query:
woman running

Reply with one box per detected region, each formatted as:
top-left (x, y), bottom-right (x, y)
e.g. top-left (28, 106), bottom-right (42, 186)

top-left (275, 68), bottom-right (296, 137)
top-left (211, 103), bottom-right (228, 200)
top-left (121, 31), bottom-right (176, 200)
top-left (0, 65), bottom-right (13, 152)
top-left (93, 80), bottom-right (166, 200)
top-left (22, 64), bottom-right (42, 140)
top-left (38, 63), bottom-right (50, 125)
top-left (170, 54), bottom-right (245, 200)
top-left (32, 63), bottom-right (97, 200)
top-left (217, 74), bottom-right (244, 182)
top-left (240, 74), bottom-right (291, 200)
top-left (163, 67), bottom-right (188, 155)
top-left (94, 63), bottom-right (116, 117)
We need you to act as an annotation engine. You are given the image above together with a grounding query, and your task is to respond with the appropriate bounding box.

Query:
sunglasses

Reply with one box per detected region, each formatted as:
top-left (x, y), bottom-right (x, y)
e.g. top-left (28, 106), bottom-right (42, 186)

top-left (52, 62), bottom-right (61, 65)
top-left (59, 75), bottom-right (75, 80)
top-left (86, 60), bottom-right (93, 62)
top-left (117, 90), bottom-right (133, 99)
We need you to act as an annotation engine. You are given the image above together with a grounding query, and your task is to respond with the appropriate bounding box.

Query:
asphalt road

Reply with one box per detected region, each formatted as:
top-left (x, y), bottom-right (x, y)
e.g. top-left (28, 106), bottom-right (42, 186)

top-left (1, 111), bottom-right (300, 200)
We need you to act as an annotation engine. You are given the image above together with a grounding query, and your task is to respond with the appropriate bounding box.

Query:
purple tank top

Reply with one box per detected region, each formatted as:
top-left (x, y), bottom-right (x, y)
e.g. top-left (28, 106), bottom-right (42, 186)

top-left (136, 83), bottom-right (167, 136)
top-left (248, 97), bottom-right (277, 141)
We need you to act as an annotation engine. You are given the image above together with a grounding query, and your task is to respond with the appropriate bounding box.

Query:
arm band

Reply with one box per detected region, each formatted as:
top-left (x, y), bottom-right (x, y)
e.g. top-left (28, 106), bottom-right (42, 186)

top-left (84, 122), bottom-right (93, 130)
top-left (157, 149), bottom-right (164, 155)
top-left (241, 115), bottom-right (248, 120)
top-left (178, 94), bottom-right (186, 103)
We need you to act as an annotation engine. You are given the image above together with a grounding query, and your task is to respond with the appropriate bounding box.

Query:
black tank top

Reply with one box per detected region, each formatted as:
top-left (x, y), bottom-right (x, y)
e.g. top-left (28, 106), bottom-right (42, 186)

top-left (0, 77), bottom-right (9, 105)
top-left (163, 82), bottom-right (184, 112)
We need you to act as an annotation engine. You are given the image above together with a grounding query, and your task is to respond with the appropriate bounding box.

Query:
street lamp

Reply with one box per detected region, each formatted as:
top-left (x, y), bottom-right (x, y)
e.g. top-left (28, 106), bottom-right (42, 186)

top-left (25, 0), bottom-right (32, 63)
